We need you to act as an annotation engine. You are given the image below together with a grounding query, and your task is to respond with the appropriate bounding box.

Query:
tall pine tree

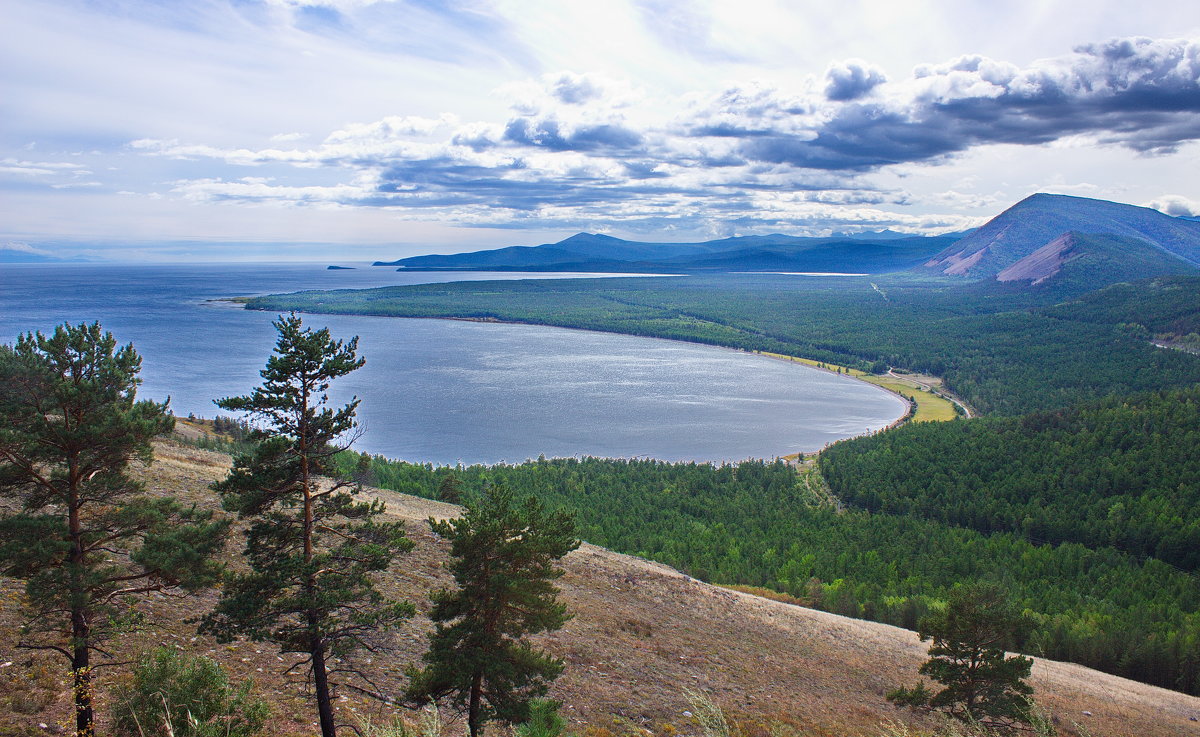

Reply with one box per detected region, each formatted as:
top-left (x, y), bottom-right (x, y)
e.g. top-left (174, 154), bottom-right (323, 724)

top-left (0, 322), bottom-right (228, 737)
top-left (406, 482), bottom-right (579, 737)
top-left (199, 314), bottom-right (413, 737)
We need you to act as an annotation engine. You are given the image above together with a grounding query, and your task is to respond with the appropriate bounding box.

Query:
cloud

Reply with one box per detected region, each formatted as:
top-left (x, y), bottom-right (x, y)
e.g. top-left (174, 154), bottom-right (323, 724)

top-left (1145, 194), bottom-right (1200, 217)
top-left (825, 60), bottom-right (887, 101)
top-left (123, 35), bottom-right (1200, 237)
top-left (325, 115), bottom-right (458, 144)
top-left (500, 71), bottom-right (641, 115)
top-left (546, 72), bottom-right (606, 105)
top-left (634, 0), bottom-right (750, 63)
top-left (0, 158), bottom-right (91, 177)
top-left (502, 118), bottom-right (643, 151)
top-left (691, 36), bottom-right (1200, 170)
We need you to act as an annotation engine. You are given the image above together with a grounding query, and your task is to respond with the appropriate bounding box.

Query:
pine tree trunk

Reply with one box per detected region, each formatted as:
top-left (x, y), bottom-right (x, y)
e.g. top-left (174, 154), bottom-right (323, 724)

top-left (71, 623), bottom-right (92, 737)
top-left (468, 670), bottom-right (484, 737)
top-left (68, 470), bottom-right (93, 737)
top-left (301, 388), bottom-right (338, 737)
top-left (312, 636), bottom-right (337, 737)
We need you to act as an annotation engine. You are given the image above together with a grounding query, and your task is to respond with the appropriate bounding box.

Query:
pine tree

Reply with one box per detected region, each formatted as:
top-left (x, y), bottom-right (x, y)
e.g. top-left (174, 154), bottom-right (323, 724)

top-left (888, 583), bottom-right (1034, 732)
top-left (0, 322), bottom-right (228, 737)
top-left (436, 473), bottom-right (464, 504)
top-left (199, 314), bottom-right (414, 737)
top-left (406, 482), bottom-right (579, 737)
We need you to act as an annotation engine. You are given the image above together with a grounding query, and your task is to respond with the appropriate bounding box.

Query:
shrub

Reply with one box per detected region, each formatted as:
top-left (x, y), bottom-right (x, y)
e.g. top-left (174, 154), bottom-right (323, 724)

top-left (515, 700), bottom-right (574, 737)
top-left (111, 648), bottom-right (269, 737)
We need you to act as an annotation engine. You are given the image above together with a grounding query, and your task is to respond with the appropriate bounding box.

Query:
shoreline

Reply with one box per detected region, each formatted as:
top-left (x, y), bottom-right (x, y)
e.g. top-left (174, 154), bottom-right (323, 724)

top-left (755, 351), bottom-right (971, 420)
top-left (237, 302), bottom-right (928, 460)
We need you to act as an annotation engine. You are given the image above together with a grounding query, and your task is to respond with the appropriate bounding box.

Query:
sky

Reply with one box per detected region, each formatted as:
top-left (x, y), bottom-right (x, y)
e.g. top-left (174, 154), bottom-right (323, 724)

top-left (2, 0), bottom-right (1200, 262)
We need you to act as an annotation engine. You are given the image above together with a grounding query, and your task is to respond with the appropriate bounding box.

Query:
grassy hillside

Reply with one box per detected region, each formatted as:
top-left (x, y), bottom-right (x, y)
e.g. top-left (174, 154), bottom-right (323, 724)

top-left (336, 449), bottom-right (1200, 697)
top-left (4, 437), bottom-right (1198, 737)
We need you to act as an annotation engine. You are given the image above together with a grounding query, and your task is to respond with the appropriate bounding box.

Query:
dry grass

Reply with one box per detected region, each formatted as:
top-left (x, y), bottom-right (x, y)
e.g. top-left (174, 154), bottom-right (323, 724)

top-left (1, 436), bottom-right (1197, 737)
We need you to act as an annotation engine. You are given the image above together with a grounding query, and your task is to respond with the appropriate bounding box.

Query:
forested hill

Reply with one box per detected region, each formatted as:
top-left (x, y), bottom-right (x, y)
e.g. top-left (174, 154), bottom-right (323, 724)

top-left (819, 387), bottom-right (1200, 570)
top-left (335, 451), bottom-right (1200, 697)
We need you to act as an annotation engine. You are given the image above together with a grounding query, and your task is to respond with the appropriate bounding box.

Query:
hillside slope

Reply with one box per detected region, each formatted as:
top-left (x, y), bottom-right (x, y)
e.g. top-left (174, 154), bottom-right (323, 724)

top-left (924, 193), bottom-right (1200, 282)
top-left (4, 438), bottom-right (1195, 737)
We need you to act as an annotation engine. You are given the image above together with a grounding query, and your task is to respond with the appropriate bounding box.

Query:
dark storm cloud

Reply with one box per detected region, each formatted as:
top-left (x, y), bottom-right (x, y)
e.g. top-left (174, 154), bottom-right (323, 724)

top-left (694, 37), bottom-right (1200, 170)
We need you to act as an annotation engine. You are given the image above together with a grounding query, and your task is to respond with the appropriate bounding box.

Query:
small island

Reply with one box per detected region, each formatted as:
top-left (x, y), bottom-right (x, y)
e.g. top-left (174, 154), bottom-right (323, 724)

top-left (326, 265), bottom-right (356, 270)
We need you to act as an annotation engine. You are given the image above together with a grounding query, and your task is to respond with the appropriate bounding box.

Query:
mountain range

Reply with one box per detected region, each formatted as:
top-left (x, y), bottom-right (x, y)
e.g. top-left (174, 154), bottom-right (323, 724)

top-left (375, 231), bottom-right (967, 274)
top-left (0, 247), bottom-right (83, 264)
top-left (375, 193), bottom-right (1200, 290)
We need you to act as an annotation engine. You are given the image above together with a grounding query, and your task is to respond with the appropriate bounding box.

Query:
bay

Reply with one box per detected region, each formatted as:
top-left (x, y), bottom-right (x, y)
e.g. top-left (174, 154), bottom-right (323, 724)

top-left (0, 263), bottom-right (907, 465)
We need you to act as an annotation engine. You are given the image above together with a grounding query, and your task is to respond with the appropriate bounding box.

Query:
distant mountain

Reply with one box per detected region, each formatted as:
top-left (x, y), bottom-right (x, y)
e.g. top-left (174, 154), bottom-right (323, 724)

top-left (829, 228), bottom-right (976, 241)
top-left (923, 194), bottom-right (1200, 286)
top-left (376, 232), bottom-right (955, 274)
top-left (0, 247), bottom-right (78, 263)
top-left (374, 194), bottom-right (1200, 283)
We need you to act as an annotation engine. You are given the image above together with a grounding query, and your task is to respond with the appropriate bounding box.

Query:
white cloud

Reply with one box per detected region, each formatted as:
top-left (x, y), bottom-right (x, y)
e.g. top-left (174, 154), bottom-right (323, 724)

top-left (1145, 194), bottom-right (1200, 217)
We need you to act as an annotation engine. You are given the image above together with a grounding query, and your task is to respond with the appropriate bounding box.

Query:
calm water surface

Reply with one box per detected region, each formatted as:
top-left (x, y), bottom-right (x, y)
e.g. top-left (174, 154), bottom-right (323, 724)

top-left (0, 263), bottom-right (906, 464)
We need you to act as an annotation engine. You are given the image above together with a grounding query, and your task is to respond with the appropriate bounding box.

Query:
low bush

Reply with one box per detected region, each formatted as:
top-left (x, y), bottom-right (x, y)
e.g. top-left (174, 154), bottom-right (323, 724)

top-left (111, 648), bottom-right (269, 737)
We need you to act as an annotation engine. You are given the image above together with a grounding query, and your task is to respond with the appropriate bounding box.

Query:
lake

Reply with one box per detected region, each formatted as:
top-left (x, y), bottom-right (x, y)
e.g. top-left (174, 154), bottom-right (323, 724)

top-left (0, 263), bottom-right (907, 464)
